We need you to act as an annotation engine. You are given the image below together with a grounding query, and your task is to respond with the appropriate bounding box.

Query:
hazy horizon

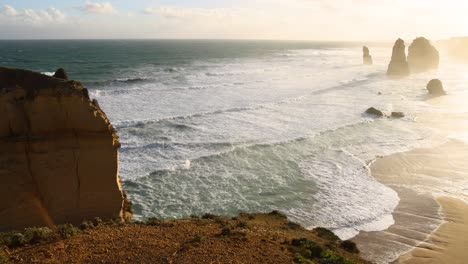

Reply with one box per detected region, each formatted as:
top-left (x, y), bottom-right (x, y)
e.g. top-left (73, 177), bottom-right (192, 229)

top-left (1, 1), bottom-right (467, 41)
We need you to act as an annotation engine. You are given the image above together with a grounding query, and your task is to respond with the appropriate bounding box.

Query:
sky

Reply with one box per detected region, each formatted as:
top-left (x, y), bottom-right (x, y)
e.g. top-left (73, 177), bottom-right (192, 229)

top-left (0, 0), bottom-right (467, 41)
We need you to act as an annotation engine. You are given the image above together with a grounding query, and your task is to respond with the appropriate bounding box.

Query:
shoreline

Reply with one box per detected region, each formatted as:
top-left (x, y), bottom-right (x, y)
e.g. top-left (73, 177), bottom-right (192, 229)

top-left (354, 140), bottom-right (468, 264)
top-left (399, 196), bottom-right (468, 264)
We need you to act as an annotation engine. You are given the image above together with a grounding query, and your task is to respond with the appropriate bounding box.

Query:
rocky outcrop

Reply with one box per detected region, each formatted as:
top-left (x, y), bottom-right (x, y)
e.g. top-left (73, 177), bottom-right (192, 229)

top-left (387, 39), bottom-right (409, 77)
top-left (407, 37), bottom-right (439, 73)
top-left (391, 112), bottom-right (405, 118)
top-left (363, 46), bottom-right (373, 65)
top-left (426, 79), bottom-right (446, 96)
top-left (0, 67), bottom-right (131, 231)
top-left (365, 107), bottom-right (384, 117)
top-left (53, 68), bottom-right (69, 80)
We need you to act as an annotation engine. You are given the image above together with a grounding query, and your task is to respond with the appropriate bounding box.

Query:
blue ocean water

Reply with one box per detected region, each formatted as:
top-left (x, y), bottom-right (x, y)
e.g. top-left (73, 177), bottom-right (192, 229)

top-left (1, 40), bottom-right (466, 240)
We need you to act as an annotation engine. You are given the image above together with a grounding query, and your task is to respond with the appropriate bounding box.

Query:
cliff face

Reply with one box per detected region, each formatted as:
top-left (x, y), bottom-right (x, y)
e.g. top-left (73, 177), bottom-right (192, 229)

top-left (407, 37), bottom-right (439, 73)
top-left (0, 67), bottom-right (130, 231)
top-left (387, 39), bottom-right (409, 77)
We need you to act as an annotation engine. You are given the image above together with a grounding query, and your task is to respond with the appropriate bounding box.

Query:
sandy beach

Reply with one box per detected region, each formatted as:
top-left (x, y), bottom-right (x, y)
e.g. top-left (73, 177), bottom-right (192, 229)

top-left (399, 196), bottom-right (468, 264)
top-left (354, 140), bottom-right (468, 264)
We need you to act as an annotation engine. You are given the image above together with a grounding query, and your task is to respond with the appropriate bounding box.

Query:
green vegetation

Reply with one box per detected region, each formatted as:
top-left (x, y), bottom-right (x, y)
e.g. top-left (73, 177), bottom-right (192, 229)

top-left (289, 238), bottom-right (359, 264)
top-left (24, 227), bottom-right (53, 244)
top-left (145, 217), bottom-right (161, 226)
top-left (219, 227), bottom-right (232, 236)
top-left (340, 240), bottom-right (359, 254)
top-left (190, 234), bottom-right (206, 243)
top-left (287, 221), bottom-right (302, 229)
top-left (313, 227), bottom-right (340, 241)
top-left (57, 224), bottom-right (80, 239)
top-left (0, 227), bottom-right (53, 248)
top-left (6, 233), bottom-right (26, 248)
top-left (236, 221), bottom-right (251, 229)
top-left (201, 213), bottom-right (217, 219)
top-left (268, 210), bottom-right (287, 218)
top-left (80, 220), bottom-right (95, 230)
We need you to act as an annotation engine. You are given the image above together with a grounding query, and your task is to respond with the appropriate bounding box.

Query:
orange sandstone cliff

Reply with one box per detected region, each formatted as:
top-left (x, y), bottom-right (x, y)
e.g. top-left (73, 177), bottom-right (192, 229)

top-left (0, 67), bottom-right (131, 231)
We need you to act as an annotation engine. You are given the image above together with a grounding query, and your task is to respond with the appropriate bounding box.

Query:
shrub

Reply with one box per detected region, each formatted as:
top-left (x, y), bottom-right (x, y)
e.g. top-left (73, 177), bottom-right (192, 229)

top-left (145, 217), bottom-right (161, 226)
top-left (24, 227), bottom-right (53, 244)
top-left (340, 240), bottom-right (359, 254)
top-left (110, 218), bottom-right (125, 226)
top-left (248, 215), bottom-right (255, 220)
top-left (287, 221), bottom-right (302, 229)
top-left (291, 238), bottom-right (323, 259)
top-left (190, 214), bottom-right (199, 219)
top-left (294, 253), bottom-right (313, 264)
top-left (219, 227), bottom-right (232, 236)
top-left (93, 217), bottom-right (103, 226)
top-left (201, 213), bottom-right (217, 219)
top-left (236, 221), bottom-right (251, 229)
top-left (269, 210), bottom-right (287, 218)
top-left (319, 250), bottom-right (356, 264)
top-left (8, 233), bottom-right (26, 248)
top-left (313, 227), bottom-right (339, 241)
top-left (190, 234), bottom-right (206, 243)
top-left (79, 220), bottom-right (95, 230)
top-left (57, 224), bottom-right (80, 239)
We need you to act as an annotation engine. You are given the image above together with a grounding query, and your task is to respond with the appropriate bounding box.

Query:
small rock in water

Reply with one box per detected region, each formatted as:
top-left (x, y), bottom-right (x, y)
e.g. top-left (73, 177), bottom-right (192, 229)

top-left (391, 112), bottom-right (405, 118)
top-left (426, 79), bottom-right (446, 96)
top-left (53, 68), bottom-right (69, 80)
top-left (365, 107), bottom-right (384, 117)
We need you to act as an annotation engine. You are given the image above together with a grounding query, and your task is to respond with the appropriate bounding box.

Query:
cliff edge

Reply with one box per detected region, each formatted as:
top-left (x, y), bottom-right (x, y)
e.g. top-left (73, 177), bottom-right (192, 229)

top-left (0, 67), bottom-right (130, 231)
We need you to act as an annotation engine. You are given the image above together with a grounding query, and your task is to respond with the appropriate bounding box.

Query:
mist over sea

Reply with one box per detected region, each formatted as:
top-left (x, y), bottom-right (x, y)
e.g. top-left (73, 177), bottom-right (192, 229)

top-left (1, 40), bottom-right (467, 239)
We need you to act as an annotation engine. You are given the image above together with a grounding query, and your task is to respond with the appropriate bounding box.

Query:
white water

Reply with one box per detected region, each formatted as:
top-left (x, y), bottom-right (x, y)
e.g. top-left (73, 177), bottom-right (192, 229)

top-left (92, 45), bottom-right (468, 240)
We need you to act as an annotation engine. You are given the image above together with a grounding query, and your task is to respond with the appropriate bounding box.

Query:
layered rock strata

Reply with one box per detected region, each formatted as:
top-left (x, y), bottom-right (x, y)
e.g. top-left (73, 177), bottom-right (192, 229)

top-left (0, 67), bottom-right (130, 231)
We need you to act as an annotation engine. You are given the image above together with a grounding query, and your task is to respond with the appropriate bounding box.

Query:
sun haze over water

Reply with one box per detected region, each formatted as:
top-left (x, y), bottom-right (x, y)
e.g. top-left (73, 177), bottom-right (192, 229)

top-left (0, 0), bottom-right (467, 40)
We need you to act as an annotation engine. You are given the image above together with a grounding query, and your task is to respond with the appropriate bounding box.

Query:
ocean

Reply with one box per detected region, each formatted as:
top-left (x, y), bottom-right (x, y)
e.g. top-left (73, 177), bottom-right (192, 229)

top-left (1, 39), bottom-right (467, 240)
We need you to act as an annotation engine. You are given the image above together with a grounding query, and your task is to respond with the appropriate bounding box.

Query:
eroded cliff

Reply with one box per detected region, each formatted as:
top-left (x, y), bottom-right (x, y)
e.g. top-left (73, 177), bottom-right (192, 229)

top-left (0, 67), bottom-right (130, 231)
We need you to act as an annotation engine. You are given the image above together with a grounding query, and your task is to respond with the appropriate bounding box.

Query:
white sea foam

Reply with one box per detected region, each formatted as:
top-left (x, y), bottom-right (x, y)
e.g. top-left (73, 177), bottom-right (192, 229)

top-left (41, 71), bottom-right (54, 76)
top-left (90, 45), bottom-right (468, 240)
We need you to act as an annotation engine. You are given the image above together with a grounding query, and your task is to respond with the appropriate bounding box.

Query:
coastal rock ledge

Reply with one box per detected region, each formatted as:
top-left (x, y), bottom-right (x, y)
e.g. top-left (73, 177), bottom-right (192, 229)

top-left (0, 67), bottom-right (131, 231)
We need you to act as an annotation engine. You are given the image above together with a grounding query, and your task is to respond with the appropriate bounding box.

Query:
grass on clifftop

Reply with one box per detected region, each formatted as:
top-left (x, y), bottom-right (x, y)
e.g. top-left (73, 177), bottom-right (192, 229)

top-left (0, 212), bottom-right (368, 264)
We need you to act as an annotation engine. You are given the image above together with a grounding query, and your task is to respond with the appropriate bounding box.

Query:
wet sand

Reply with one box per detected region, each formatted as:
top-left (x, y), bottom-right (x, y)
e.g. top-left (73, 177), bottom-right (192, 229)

top-left (399, 196), bottom-right (468, 264)
top-left (353, 140), bottom-right (468, 264)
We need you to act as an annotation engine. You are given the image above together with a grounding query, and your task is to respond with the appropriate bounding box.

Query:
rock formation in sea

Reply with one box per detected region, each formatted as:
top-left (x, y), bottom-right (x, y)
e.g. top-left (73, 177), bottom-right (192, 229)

top-left (391, 112), bottom-right (405, 118)
top-left (387, 39), bottom-right (409, 77)
top-left (407, 37), bottom-right (439, 73)
top-left (363, 46), bottom-right (373, 65)
top-left (0, 67), bottom-right (132, 231)
top-left (365, 107), bottom-right (384, 117)
top-left (426, 79), bottom-right (446, 96)
top-left (53, 68), bottom-right (69, 80)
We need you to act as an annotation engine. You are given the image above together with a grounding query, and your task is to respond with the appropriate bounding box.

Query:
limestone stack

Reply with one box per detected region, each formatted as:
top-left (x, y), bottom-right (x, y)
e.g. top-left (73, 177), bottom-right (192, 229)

top-left (0, 67), bottom-right (131, 231)
top-left (363, 46), bottom-right (373, 65)
top-left (387, 39), bottom-right (409, 76)
top-left (407, 37), bottom-right (439, 73)
top-left (426, 79), bottom-right (446, 96)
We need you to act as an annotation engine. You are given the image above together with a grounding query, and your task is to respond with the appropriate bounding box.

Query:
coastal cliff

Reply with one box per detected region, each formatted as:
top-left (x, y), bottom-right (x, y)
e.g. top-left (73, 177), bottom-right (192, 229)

top-left (0, 67), bottom-right (130, 231)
